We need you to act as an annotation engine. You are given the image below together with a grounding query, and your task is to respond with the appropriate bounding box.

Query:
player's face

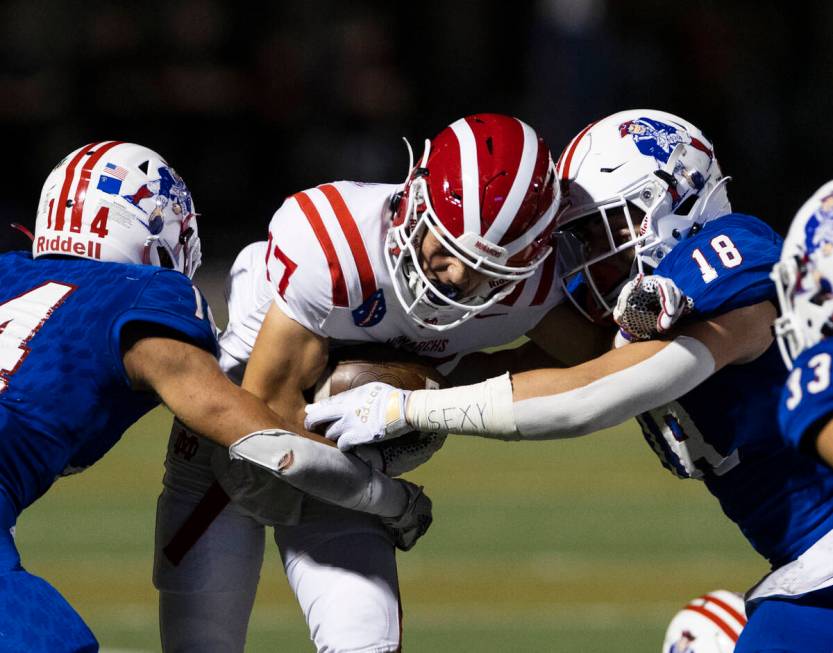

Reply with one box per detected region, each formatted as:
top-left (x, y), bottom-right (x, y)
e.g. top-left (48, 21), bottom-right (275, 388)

top-left (569, 206), bottom-right (636, 293)
top-left (418, 230), bottom-right (488, 302)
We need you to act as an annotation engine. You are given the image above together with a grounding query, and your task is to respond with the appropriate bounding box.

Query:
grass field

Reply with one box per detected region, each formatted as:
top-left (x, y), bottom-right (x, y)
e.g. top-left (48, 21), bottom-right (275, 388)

top-left (14, 407), bottom-right (768, 652)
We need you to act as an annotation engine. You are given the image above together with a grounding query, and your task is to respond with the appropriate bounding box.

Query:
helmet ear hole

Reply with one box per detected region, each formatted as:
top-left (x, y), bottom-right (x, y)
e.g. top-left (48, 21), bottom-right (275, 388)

top-left (156, 246), bottom-right (175, 270)
top-left (138, 160), bottom-right (149, 174)
top-left (674, 195), bottom-right (699, 216)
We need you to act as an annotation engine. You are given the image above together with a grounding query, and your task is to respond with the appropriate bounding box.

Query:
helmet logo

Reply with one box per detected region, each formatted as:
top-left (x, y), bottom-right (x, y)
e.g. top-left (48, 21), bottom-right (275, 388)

top-left (805, 191), bottom-right (833, 255)
top-left (619, 117), bottom-right (712, 164)
top-left (668, 630), bottom-right (695, 653)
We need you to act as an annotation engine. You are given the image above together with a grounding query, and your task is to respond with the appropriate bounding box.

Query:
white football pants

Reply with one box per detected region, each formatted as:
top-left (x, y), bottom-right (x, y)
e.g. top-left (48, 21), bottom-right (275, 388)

top-left (153, 426), bottom-right (402, 653)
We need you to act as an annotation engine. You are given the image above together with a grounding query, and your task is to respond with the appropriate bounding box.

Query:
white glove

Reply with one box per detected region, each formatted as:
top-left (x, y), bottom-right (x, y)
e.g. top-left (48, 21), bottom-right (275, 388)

top-left (613, 274), bottom-right (693, 346)
top-left (304, 382), bottom-right (412, 451)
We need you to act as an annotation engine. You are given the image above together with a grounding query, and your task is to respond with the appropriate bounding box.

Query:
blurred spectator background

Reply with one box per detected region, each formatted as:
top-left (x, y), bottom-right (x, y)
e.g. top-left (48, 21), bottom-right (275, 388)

top-left (1, 0), bottom-right (829, 262)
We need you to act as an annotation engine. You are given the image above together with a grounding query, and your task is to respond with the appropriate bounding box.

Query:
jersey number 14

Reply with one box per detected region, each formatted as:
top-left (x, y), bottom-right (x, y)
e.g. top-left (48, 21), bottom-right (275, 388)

top-left (0, 281), bottom-right (76, 392)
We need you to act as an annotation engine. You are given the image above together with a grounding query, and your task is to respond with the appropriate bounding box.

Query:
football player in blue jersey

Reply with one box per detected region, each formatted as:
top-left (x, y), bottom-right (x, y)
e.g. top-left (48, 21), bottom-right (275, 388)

top-left (307, 110), bottom-right (833, 651)
top-left (773, 179), bottom-right (833, 468)
top-left (0, 142), bottom-right (429, 653)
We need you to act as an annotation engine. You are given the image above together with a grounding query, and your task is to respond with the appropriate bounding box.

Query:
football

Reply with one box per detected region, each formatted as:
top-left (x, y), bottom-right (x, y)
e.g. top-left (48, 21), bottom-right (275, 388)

top-left (313, 344), bottom-right (448, 476)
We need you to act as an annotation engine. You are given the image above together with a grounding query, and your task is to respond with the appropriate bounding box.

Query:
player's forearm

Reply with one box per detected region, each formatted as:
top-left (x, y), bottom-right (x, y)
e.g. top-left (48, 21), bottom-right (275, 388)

top-left (447, 341), bottom-right (561, 386)
top-left (174, 382), bottom-right (308, 447)
top-left (405, 336), bottom-right (716, 440)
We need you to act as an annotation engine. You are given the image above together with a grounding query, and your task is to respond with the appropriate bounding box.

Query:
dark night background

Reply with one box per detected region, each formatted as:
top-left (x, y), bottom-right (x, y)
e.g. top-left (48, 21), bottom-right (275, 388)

top-left (1, 0), bottom-right (830, 263)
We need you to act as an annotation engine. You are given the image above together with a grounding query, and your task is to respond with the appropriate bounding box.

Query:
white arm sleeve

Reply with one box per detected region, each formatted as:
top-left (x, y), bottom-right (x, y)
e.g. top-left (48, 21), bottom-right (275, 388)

top-left (229, 430), bottom-right (408, 517)
top-left (406, 336), bottom-right (715, 440)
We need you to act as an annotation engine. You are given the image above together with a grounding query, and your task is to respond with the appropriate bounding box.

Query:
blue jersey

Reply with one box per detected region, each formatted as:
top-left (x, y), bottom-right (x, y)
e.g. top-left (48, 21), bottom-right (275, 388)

top-left (0, 251), bottom-right (216, 517)
top-left (639, 213), bottom-right (833, 568)
top-left (779, 339), bottom-right (833, 453)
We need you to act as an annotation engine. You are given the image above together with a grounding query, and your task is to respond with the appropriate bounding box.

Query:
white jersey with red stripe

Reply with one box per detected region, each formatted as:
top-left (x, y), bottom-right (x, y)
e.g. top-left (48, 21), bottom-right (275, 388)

top-left (220, 180), bottom-right (563, 370)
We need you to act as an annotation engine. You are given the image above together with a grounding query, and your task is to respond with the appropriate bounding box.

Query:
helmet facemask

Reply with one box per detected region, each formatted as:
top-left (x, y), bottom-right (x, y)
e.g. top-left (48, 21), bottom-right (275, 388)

top-left (385, 169), bottom-right (530, 331)
top-left (385, 115), bottom-right (558, 331)
top-left (772, 252), bottom-right (833, 369)
top-left (557, 139), bottom-right (729, 323)
top-left (771, 181), bottom-right (833, 369)
top-left (140, 192), bottom-right (201, 279)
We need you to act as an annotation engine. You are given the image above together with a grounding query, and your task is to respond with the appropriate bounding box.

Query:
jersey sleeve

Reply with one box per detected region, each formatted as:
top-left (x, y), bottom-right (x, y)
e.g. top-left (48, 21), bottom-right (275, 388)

top-left (110, 269), bottom-right (219, 361)
top-left (654, 214), bottom-right (783, 318)
top-left (779, 339), bottom-right (833, 452)
top-left (264, 195), bottom-right (334, 337)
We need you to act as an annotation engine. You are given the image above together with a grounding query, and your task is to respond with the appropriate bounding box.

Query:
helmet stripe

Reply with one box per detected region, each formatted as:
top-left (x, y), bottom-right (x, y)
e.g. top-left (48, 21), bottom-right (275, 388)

top-left (54, 142), bottom-right (99, 231)
top-left (558, 120), bottom-right (597, 183)
top-left (699, 593), bottom-right (747, 627)
top-left (682, 604), bottom-right (742, 642)
top-left (485, 119), bottom-right (538, 244)
top-left (69, 141), bottom-right (125, 233)
top-left (502, 193), bottom-right (557, 256)
top-left (449, 118), bottom-right (481, 236)
top-left (318, 184), bottom-right (377, 301)
top-left (292, 191), bottom-right (349, 307)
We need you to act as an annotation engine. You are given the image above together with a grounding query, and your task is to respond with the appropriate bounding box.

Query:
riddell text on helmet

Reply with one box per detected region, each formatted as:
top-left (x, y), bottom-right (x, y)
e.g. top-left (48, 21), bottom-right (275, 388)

top-left (36, 234), bottom-right (102, 259)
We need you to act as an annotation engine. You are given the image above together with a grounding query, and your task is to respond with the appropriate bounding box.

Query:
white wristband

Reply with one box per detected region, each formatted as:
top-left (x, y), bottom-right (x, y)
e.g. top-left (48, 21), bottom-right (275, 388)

top-left (405, 372), bottom-right (519, 439)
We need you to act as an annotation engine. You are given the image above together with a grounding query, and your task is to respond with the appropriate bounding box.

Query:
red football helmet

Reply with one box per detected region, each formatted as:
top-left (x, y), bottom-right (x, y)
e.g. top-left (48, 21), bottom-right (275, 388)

top-left (386, 114), bottom-right (558, 330)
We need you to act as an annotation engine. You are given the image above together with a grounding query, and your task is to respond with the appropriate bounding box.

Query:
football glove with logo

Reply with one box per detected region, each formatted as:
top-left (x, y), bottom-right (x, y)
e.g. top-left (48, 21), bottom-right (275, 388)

top-left (613, 274), bottom-right (693, 346)
top-left (305, 382), bottom-right (411, 450)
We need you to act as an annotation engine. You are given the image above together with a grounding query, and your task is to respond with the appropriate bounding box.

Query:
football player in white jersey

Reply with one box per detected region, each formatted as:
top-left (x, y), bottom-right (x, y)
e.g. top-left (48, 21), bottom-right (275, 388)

top-left (154, 114), bottom-right (596, 653)
top-left (310, 110), bottom-right (833, 650)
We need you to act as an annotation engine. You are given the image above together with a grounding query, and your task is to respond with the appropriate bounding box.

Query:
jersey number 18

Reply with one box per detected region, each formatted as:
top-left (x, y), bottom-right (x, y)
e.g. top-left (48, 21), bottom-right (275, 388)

top-left (691, 235), bottom-right (743, 283)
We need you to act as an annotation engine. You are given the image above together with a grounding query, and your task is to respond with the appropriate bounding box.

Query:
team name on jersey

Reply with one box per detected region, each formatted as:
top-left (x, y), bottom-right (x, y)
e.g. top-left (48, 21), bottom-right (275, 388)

top-left (35, 234), bottom-right (101, 259)
top-left (386, 335), bottom-right (449, 354)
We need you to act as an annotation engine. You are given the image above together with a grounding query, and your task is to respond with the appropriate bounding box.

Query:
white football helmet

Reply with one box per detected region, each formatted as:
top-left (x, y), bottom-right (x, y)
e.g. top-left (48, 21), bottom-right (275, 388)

top-left (386, 114), bottom-right (558, 330)
top-left (662, 590), bottom-right (747, 653)
top-left (33, 141), bottom-right (201, 278)
top-left (555, 109), bottom-right (731, 322)
top-left (772, 179), bottom-right (833, 368)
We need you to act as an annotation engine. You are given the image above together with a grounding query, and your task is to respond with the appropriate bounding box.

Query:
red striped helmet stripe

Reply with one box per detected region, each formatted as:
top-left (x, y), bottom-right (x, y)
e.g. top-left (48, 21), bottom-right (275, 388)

top-left (699, 593), bottom-right (747, 627)
top-left (293, 191), bottom-right (349, 307)
top-left (683, 604), bottom-right (742, 643)
top-left (558, 120), bottom-right (597, 183)
top-left (54, 143), bottom-right (98, 231)
top-left (318, 184), bottom-right (377, 301)
top-left (69, 141), bottom-right (125, 233)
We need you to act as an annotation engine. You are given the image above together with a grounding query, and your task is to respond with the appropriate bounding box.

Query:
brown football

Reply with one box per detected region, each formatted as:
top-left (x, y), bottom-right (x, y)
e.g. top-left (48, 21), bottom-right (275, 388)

top-left (313, 344), bottom-right (448, 476)
top-left (315, 344), bottom-right (448, 399)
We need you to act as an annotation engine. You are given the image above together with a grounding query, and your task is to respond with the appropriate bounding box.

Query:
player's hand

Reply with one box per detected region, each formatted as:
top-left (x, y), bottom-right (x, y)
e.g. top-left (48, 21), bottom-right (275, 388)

top-left (382, 480), bottom-right (432, 551)
top-left (613, 274), bottom-right (693, 346)
top-left (304, 382), bottom-right (412, 451)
